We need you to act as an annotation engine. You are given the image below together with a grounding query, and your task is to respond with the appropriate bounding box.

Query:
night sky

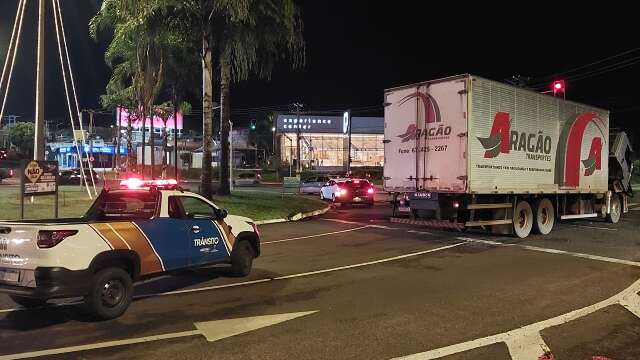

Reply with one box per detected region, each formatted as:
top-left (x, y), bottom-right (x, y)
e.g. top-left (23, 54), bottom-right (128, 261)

top-left (0, 2), bottom-right (638, 143)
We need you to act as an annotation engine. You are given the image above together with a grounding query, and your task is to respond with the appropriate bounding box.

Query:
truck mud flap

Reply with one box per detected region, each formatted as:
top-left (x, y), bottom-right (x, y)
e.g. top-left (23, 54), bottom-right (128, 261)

top-left (390, 217), bottom-right (465, 231)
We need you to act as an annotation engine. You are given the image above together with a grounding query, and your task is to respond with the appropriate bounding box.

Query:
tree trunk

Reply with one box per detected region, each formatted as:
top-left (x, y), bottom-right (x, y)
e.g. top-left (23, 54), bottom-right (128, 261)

top-left (218, 57), bottom-right (231, 195)
top-left (127, 114), bottom-right (133, 172)
top-left (162, 118), bottom-right (168, 178)
top-left (201, 33), bottom-right (214, 199)
top-left (141, 109), bottom-right (146, 178)
top-left (116, 109), bottom-right (122, 172)
top-left (150, 108), bottom-right (155, 179)
top-left (173, 99), bottom-right (179, 180)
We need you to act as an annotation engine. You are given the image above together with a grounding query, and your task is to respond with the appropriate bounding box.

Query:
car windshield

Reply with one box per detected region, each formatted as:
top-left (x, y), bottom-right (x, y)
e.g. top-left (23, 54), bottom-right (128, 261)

top-left (85, 190), bottom-right (159, 220)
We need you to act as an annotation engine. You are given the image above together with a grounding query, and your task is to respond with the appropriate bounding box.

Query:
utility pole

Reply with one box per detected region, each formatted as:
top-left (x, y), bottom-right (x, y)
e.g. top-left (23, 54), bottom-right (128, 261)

top-left (229, 121), bottom-right (234, 191)
top-left (87, 109), bottom-right (95, 170)
top-left (292, 102), bottom-right (303, 175)
top-left (116, 107), bottom-right (122, 172)
top-left (345, 109), bottom-right (352, 175)
top-left (33, 0), bottom-right (45, 160)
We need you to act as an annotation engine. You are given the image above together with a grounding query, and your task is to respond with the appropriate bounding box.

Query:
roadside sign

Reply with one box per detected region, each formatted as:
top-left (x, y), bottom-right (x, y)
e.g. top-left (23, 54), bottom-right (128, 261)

top-left (283, 176), bottom-right (300, 196)
top-left (22, 160), bottom-right (58, 195)
top-left (20, 160), bottom-right (59, 219)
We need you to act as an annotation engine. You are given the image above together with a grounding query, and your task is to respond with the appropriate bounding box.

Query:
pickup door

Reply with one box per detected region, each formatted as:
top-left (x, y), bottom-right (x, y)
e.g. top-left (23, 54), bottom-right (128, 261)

top-left (168, 195), bottom-right (231, 267)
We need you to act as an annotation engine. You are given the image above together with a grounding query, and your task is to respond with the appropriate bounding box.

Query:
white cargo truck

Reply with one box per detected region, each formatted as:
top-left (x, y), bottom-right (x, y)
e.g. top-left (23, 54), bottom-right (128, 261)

top-left (383, 74), bottom-right (634, 238)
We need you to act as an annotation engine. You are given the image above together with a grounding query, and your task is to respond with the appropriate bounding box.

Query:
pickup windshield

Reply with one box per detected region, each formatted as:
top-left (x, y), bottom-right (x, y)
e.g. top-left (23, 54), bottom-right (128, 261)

top-left (85, 190), bottom-right (159, 220)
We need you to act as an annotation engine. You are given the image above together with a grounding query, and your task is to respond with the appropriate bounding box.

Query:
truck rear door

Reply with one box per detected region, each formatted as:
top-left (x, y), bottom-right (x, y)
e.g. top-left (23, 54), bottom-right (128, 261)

top-left (384, 78), bottom-right (468, 192)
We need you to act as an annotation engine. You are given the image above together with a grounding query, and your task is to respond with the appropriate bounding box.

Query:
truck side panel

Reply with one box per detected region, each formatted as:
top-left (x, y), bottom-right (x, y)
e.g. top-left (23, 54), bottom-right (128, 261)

top-left (468, 76), bottom-right (609, 194)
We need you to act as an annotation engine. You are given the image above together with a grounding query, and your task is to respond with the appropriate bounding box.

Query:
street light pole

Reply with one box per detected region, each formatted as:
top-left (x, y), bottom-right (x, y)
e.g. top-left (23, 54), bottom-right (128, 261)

top-left (292, 102), bottom-right (303, 175)
top-left (283, 133), bottom-right (293, 177)
top-left (33, 0), bottom-right (45, 160)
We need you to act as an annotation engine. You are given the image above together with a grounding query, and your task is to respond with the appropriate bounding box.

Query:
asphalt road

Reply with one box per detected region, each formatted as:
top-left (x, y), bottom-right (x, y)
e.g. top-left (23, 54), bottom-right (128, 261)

top-left (1, 205), bottom-right (640, 359)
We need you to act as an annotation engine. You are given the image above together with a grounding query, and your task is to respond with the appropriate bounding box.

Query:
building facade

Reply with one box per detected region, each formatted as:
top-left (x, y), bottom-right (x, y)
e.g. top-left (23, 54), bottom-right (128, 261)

top-left (277, 114), bottom-right (383, 170)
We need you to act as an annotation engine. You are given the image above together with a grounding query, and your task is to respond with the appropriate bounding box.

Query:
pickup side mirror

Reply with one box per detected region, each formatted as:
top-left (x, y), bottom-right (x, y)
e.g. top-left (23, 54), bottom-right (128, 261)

top-left (215, 208), bottom-right (228, 220)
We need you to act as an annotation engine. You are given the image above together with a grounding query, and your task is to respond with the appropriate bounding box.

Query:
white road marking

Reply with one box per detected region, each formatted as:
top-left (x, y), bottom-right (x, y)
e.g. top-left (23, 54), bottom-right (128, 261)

top-left (457, 237), bottom-right (640, 268)
top-left (368, 224), bottom-right (399, 230)
top-left (133, 278), bottom-right (274, 299)
top-left (194, 311), bottom-right (317, 342)
top-left (504, 330), bottom-right (550, 360)
top-left (0, 311), bottom-right (317, 360)
top-left (320, 218), bottom-right (367, 225)
top-left (0, 242), bottom-right (466, 314)
top-left (407, 230), bottom-right (434, 236)
top-left (262, 226), bottom-right (370, 244)
top-left (566, 224), bottom-right (617, 231)
top-left (274, 242), bottom-right (467, 280)
top-left (395, 277), bottom-right (640, 360)
top-left (620, 292), bottom-right (640, 319)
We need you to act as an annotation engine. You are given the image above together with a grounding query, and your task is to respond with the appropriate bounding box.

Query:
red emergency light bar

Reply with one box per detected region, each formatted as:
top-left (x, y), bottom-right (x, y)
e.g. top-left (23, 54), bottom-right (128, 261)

top-left (120, 178), bottom-right (178, 190)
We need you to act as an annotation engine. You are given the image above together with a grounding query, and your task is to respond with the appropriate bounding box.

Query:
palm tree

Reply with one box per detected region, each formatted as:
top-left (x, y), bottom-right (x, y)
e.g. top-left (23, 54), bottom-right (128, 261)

top-left (91, 0), bottom-right (166, 179)
top-left (215, 0), bottom-right (305, 195)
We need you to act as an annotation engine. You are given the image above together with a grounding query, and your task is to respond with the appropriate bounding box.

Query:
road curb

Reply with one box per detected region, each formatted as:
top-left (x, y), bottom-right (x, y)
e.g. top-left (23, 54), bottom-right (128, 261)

top-left (255, 205), bottom-right (331, 225)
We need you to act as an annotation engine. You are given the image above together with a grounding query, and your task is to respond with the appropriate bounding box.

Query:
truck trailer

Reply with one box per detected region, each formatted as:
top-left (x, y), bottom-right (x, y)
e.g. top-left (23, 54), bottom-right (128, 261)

top-left (383, 74), bottom-right (634, 238)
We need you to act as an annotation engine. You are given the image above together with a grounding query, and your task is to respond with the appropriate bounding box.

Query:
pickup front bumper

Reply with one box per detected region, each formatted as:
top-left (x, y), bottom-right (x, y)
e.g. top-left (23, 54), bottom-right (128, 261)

top-left (0, 267), bottom-right (92, 299)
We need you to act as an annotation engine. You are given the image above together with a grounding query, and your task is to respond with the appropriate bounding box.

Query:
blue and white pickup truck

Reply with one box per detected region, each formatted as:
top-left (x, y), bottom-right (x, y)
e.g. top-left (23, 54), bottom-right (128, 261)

top-left (0, 179), bottom-right (260, 319)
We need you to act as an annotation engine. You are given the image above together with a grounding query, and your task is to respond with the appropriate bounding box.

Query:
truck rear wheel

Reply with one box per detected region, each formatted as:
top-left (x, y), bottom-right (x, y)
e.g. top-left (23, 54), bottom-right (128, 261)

top-left (533, 198), bottom-right (555, 235)
top-left (607, 194), bottom-right (621, 224)
top-left (513, 200), bottom-right (533, 238)
top-left (85, 267), bottom-right (133, 320)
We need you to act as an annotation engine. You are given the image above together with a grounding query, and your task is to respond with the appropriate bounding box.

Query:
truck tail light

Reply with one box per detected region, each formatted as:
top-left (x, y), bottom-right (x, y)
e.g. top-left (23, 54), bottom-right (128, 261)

top-left (367, 188), bottom-right (375, 194)
top-left (9, 169), bottom-right (14, 177)
top-left (37, 230), bottom-right (78, 248)
top-left (453, 201), bottom-right (460, 209)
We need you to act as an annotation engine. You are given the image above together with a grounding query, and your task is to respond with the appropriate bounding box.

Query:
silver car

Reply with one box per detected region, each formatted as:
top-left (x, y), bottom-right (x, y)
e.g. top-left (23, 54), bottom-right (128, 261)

top-left (299, 176), bottom-right (330, 194)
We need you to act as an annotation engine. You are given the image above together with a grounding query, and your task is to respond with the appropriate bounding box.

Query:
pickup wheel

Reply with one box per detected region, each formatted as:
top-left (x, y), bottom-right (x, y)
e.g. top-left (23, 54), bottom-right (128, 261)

top-left (230, 240), bottom-right (255, 277)
top-left (85, 267), bottom-right (133, 320)
top-left (10, 295), bottom-right (47, 308)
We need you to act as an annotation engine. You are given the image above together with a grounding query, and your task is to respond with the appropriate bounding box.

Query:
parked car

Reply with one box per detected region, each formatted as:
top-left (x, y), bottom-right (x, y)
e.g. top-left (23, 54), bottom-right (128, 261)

top-left (0, 167), bottom-right (14, 184)
top-left (233, 172), bottom-right (261, 186)
top-left (59, 168), bottom-right (100, 185)
top-left (299, 176), bottom-right (330, 194)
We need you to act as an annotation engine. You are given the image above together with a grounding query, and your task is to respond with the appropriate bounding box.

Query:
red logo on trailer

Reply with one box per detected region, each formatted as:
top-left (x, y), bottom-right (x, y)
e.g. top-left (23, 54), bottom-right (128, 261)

top-left (477, 111), bottom-right (606, 186)
top-left (398, 92), bottom-right (442, 124)
top-left (477, 112), bottom-right (510, 158)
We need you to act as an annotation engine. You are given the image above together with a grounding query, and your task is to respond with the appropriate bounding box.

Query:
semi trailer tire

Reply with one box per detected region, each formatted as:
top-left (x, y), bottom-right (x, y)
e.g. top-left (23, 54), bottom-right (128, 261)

top-left (513, 200), bottom-right (533, 238)
top-left (607, 194), bottom-right (621, 224)
top-left (533, 198), bottom-right (555, 235)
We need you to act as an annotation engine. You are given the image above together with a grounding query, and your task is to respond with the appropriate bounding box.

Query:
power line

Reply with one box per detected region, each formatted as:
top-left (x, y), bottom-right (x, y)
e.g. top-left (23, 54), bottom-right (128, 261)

top-left (538, 47), bottom-right (640, 80)
top-left (0, 0), bottom-right (26, 126)
top-left (529, 49), bottom-right (640, 89)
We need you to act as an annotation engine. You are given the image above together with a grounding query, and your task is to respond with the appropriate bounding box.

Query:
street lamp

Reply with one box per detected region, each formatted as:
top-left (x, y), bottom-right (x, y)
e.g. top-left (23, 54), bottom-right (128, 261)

top-left (271, 126), bottom-right (276, 156)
